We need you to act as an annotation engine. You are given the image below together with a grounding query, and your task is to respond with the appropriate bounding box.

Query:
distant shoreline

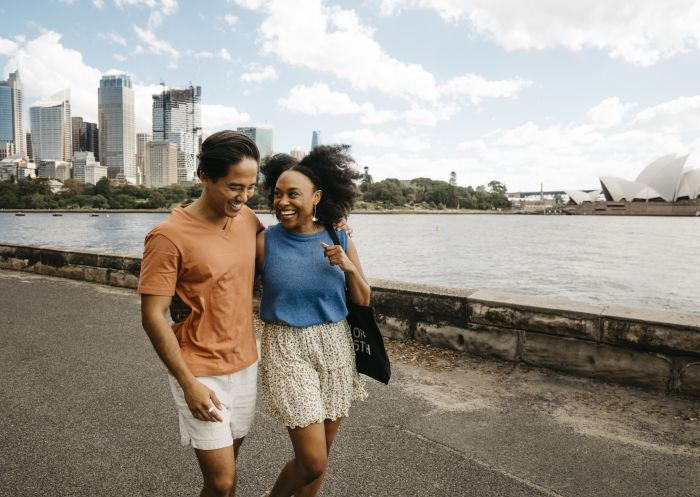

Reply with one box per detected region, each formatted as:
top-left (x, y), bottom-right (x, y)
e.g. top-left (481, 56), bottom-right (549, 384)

top-left (1, 208), bottom-right (516, 215)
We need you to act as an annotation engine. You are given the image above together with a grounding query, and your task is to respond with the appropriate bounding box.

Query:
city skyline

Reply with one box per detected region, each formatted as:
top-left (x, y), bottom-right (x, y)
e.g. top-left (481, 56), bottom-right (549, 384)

top-left (1, 1), bottom-right (700, 190)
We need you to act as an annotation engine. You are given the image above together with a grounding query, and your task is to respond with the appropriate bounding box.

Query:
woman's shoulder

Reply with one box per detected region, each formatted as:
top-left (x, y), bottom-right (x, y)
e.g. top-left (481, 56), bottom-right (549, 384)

top-left (262, 222), bottom-right (284, 239)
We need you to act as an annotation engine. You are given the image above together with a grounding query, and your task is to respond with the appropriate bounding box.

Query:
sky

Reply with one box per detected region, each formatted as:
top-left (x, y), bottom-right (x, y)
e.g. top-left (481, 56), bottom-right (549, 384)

top-left (2, 0), bottom-right (700, 191)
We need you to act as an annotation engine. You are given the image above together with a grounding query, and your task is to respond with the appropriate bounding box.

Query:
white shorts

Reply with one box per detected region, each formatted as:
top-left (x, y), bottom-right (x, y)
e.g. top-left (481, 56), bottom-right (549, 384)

top-left (168, 361), bottom-right (258, 450)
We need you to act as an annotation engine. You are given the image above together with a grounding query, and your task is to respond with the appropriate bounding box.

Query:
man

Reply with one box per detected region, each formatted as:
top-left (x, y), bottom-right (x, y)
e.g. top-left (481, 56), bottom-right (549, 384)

top-left (138, 130), bottom-right (262, 497)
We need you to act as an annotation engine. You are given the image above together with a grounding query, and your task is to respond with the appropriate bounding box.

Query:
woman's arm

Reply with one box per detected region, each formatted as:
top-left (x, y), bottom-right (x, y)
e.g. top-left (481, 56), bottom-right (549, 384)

top-left (321, 237), bottom-right (370, 306)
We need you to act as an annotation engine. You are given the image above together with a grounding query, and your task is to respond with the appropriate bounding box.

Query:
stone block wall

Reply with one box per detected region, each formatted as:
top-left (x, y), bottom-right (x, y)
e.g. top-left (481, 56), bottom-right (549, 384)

top-left (368, 281), bottom-right (700, 396)
top-left (2, 243), bottom-right (699, 397)
top-left (0, 244), bottom-right (141, 289)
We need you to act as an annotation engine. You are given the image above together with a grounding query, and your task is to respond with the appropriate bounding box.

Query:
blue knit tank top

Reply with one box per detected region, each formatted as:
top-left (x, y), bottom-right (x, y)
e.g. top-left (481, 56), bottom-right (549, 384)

top-left (260, 223), bottom-right (348, 328)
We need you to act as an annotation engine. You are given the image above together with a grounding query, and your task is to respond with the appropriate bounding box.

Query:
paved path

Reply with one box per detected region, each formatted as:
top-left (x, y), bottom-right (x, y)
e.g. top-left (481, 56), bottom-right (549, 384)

top-left (1, 270), bottom-right (699, 497)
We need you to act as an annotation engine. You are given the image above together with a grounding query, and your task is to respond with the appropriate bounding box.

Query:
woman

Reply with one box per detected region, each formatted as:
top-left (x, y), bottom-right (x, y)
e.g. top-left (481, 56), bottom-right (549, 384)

top-left (256, 145), bottom-right (369, 497)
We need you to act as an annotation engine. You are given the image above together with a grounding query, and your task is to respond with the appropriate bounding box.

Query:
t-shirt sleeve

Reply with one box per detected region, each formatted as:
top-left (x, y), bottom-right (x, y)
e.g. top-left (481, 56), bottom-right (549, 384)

top-left (137, 232), bottom-right (180, 296)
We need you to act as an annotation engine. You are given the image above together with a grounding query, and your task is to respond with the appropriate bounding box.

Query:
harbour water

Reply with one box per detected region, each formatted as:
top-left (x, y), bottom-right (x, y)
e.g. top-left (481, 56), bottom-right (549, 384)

top-left (1, 212), bottom-right (697, 313)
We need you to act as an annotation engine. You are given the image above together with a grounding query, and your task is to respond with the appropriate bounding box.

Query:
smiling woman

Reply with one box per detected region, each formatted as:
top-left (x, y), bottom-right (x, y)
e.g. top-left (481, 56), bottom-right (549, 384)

top-left (255, 145), bottom-right (370, 497)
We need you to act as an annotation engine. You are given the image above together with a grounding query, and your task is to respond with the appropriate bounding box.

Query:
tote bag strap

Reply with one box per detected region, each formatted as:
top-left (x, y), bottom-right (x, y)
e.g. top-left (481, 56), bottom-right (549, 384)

top-left (324, 224), bottom-right (348, 290)
top-left (325, 224), bottom-right (342, 247)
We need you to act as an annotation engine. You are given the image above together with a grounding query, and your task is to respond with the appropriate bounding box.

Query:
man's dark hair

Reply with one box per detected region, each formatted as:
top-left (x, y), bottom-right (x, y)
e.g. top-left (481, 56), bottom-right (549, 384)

top-left (197, 130), bottom-right (260, 182)
top-left (261, 145), bottom-right (362, 224)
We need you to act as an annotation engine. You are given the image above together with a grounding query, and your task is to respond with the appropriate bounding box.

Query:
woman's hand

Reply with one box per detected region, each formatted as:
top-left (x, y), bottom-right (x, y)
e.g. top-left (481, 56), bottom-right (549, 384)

top-left (320, 242), bottom-right (356, 273)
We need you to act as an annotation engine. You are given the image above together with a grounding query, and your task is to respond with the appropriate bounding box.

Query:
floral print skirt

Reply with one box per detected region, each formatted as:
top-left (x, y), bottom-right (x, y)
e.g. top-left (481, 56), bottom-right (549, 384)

top-left (260, 319), bottom-right (367, 429)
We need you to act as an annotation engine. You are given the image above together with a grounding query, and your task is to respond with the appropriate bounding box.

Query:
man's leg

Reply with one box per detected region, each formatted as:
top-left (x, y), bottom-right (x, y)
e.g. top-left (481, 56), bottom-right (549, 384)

top-left (195, 437), bottom-right (245, 497)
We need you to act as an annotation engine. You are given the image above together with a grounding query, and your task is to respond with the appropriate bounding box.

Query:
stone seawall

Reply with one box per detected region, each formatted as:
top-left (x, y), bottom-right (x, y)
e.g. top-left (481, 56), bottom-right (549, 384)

top-left (2, 243), bottom-right (699, 397)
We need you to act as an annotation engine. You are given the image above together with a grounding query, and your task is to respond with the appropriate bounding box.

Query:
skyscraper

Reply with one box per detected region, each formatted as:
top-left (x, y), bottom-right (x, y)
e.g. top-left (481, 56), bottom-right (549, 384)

top-left (73, 117), bottom-right (100, 162)
top-left (311, 130), bottom-right (322, 150)
top-left (25, 132), bottom-right (33, 162)
top-left (0, 70), bottom-right (25, 158)
top-left (152, 85), bottom-right (202, 184)
top-left (290, 146), bottom-right (304, 160)
top-left (136, 132), bottom-right (152, 185)
top-left (72, 151), bottom-right (100, 184)
top-left (237, 126), bottom-right (273, 158)
top-left (98, 74), bottom-right (135, 182)
top-left (144, 141), bottom-right (178, 188)
top-left (29, 89), bottom-right (72, 162)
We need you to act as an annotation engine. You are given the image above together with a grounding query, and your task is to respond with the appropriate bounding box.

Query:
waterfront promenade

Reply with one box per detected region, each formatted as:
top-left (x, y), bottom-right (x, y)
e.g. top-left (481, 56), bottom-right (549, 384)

top-left (1, 270), bottom-right (699, 497)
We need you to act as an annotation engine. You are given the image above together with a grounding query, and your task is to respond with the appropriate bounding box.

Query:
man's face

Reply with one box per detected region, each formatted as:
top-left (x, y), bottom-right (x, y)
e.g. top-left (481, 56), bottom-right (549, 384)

top-left (201, 158), bottom-right (258, 218)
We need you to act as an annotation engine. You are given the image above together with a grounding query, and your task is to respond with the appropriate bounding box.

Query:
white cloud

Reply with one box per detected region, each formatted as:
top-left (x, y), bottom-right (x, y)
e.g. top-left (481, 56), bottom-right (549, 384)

top-left (334, 128), bottom-right (431, 153)
top-left (439, 73), bottom-right (532, 104)
top-left (356, 152), bottom-right (488, 185)
top-left (377, 0), bottom-right (700, 66)
top-left (99, 32), bottom-right (128, 46)
top-left (402, 102), bottom-right (459, 126)
top-left (194, 51), bottom-right (214, 59)
top-left (234, 0), bottom-right (440, 101)
top-left (587, 97), bottom-right (635, 128)
top-left (451, 93), bottom-right (700, 190)
top-left (278, 83), bottom-right (396, 125)
top-left (1, 31), bottom-right (248, 135)
top-left (241, 64), bottom-right (277, 83)
top-left (3, 31), bottom-right (102, 122)
top-left (115, 0), bottom-right (179, 29)
top-left (201, 104), bottom-right (251, 129)
top-left (133, 25), bottom-right (180, 61)
top-left (219, 48), bottom-right (232, 61)
top-left (133, 82), bottom-right (162, 132)
top-left (224, 14), bottom-right (239, 27)
top-left (92, 0), bottom-right (105, 8)
top-left (634, 96), bottom-right (700, 132)
top-left (113, 53), bottom-right (128, 62)
top-left (0, 37), bottom-right (18, 55)
top-left (279, 83), bottom-right (359, 115)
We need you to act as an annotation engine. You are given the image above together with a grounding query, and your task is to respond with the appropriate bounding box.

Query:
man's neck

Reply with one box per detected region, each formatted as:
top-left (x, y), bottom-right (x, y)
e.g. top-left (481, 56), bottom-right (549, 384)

top-left (186, 197), bottom-right (228, 229)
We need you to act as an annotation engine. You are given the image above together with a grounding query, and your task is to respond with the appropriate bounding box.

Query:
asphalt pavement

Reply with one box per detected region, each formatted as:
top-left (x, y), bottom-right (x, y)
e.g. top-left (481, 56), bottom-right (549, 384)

top-left (1, 270), bottom-right (698, 497)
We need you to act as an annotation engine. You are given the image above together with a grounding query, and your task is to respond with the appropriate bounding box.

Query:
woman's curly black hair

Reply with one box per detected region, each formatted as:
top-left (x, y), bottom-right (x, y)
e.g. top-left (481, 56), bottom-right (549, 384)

top-left (261, 145), bottom-right (362, 225)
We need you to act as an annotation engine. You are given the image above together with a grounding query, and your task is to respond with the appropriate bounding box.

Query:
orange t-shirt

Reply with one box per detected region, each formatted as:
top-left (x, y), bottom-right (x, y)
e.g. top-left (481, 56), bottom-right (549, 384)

top-left (137, 205), bottom-right (264, 376)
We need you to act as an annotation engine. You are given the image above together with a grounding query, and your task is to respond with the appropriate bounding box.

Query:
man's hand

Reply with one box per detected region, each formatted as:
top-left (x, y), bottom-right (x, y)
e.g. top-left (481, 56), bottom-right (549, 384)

top-left (320, 242), bottom-right (355, 273)
top-left (333, 218), bottom-right (353, 237)
top-left (182, 379), bottom-right (224, 423)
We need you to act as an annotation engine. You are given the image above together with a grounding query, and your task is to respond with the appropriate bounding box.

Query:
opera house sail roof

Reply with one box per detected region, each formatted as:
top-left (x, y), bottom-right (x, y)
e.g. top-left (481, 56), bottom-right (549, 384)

top-left (594, 153), bottom-right (700, 203)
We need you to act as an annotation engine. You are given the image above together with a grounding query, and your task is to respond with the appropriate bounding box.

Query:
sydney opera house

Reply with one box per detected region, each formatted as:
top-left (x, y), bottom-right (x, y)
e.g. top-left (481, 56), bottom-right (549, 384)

top-left (566, 154), bottom-right (700, 216)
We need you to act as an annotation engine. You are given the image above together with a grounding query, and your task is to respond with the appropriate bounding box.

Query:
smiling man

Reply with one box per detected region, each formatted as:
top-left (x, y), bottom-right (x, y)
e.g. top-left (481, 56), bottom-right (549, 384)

top-left (138, 130), bottom-right (263, 497)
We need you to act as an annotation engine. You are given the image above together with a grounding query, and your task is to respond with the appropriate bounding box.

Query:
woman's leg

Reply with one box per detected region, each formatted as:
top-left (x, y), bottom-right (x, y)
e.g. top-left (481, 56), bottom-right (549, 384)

top-left (295, 418), bottom-right (343, 497)
top-left (268, 420), bottom-right (334, 497)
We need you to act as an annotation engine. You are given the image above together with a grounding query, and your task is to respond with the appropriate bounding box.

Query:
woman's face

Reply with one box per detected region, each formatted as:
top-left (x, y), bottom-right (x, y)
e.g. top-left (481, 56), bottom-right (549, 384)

top-left (273, 170), bottom-right (322, 232)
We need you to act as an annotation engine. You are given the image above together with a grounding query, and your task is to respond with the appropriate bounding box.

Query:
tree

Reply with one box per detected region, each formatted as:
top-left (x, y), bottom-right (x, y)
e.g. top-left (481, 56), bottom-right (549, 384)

top-left (362, 178), bottom-right (406, 205)
top-left (61, 179), bottom-right (83, 197)
top-left (91, 194), bottom-right (109, 209)
top-left (94, 177), bottom-right (112, 200)
top-left (488, 180), bottom-right (507, 195)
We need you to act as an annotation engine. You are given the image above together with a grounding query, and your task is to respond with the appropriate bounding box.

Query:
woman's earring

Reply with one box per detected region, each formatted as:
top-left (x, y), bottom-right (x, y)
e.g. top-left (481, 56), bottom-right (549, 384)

top-left (312, 203), bottom-right (318, 222)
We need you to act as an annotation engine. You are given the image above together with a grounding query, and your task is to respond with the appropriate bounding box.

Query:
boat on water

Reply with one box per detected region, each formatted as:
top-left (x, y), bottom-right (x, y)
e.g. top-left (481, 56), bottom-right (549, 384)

top-left (90, 213), bottom-right (99, 217)
top-left (53, 213), bottom-right (63, 217)
top-left (15, 212), bottom-right (25, 216)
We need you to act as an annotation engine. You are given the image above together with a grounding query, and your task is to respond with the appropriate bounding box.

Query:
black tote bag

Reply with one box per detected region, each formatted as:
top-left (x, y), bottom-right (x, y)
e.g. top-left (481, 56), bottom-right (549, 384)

top-left (326, 226), bottom-right (391, 384)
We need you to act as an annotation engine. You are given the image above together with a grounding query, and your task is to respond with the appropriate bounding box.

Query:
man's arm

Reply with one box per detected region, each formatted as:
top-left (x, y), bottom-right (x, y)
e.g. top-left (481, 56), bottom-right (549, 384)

top-left (140, 294), bottom-right (223, 422)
